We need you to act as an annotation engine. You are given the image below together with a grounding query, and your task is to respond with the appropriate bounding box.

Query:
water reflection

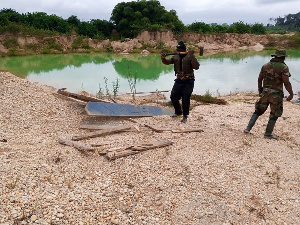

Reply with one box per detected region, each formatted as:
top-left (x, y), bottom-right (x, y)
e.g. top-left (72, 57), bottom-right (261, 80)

top-left (0, 50), bottom-right (299, 96)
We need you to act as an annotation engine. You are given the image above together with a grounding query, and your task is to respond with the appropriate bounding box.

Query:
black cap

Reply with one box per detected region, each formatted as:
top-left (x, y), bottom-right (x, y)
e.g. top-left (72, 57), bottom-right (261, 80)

top-left (176, 41), bottom-right (186, 51)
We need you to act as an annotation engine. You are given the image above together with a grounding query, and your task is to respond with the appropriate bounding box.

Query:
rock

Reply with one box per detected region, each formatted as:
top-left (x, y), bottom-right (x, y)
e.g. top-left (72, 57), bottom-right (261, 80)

top-left (31, 215), bottom-right (38, 222)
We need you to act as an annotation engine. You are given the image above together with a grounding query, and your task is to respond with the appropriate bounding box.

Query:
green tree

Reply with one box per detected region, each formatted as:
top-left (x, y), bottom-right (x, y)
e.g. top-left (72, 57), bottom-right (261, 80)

top-left (90, 19), bottom-right (115, 38)
top-left (110, 0), bottom-right (184, 38)
top-left (77, 21), bottom-right (97, 37)
top-left (67, 15), bottom-right (80, 27)
top-left (0, 8), bottom-right (23, 24)
top-left (228, 21), bottom-right (251, 34)
top-left (251, 23), bottom-right (266, 34)
top-left (274, 12), bottom-right (300, 30)
top-left (23, 12), bottom-right (71, 33)
top-left (211, 25), bottom-right (228, 33)
top-left (186, 22), bottom-right (212, 33)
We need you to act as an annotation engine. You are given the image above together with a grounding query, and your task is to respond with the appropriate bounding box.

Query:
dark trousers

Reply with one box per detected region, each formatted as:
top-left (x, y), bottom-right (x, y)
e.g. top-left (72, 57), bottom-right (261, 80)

top-left (170, 79), bottom-right (194, 116)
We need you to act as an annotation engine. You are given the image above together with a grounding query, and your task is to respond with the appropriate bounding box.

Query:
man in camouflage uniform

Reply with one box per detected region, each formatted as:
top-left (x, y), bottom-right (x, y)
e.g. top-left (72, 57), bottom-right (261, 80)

top-left (244, 49), bottom-right (294, 139)
top-left (161, 41), bottom-right (200, 123)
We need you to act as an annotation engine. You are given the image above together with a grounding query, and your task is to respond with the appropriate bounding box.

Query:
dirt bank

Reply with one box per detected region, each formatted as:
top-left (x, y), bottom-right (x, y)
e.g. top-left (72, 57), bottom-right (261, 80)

top-left (1, 71), bottom-right (300, 224)
top-left (0, 31), bottom-right (272, 56)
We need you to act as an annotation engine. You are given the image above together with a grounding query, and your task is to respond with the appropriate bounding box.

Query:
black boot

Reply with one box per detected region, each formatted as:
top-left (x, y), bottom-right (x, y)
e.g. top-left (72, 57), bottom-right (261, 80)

top-left (181, 115), bottom-right (187, 123)
top-left (244, 113), bottom-right (259, 133)
top-left (264, 116), bottom-right (278, 139)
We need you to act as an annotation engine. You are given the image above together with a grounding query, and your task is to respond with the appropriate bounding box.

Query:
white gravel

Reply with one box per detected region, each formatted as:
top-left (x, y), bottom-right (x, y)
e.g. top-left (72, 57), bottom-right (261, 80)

top-left (1, 71), bottom-right (300, 224)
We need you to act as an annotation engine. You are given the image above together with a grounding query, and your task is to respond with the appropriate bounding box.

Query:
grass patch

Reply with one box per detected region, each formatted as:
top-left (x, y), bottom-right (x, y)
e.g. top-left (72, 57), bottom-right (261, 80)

top-left (191, 92), bottom-right (227, 105)
top-left (72, 36), bottom-right (91, 50)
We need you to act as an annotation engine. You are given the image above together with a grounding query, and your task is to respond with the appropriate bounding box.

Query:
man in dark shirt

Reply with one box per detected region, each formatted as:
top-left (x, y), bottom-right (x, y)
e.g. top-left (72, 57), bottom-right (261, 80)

top-left (161, 41), bottom-right (200, 123)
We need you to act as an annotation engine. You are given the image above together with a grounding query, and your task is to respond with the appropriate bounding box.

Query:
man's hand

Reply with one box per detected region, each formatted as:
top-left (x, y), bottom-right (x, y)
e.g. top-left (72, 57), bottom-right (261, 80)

top-left (160, 53), bottom-right (166, 59)
top-left (286, 94), bottom-right (293, 101)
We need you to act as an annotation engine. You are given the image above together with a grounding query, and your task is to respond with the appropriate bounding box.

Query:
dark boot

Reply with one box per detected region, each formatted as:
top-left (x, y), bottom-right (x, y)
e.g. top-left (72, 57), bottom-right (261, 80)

top-left (264, 116), bottom-right (278, 139)
top-left (181, 115), bottom-right (187, 123)
top-left (244, 113), bottom-right (259, 133)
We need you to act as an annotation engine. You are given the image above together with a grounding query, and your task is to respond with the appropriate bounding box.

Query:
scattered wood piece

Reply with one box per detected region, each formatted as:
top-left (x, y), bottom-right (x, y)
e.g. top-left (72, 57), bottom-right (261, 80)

top-left (72, 125), bottom-right (131, 141)
top-left (91, 141), bottom-right (111, 147)
top-left (127, 118), bottom-right (171, 132)
top-left (144, 124), bottom-right (164, 133)
top-left (80, 123), bottom-right (149, 132)
top-left (171, 128), bottom-right (204, 133)
top-left (105, 139), bottom-right (173, 160)
top-left (57, 88), bottom-right (111, 103)
top-left (80, 124), bottom-right (121, 130)
top-left (58, 138), bottom-right (94, 151)
top-left (53, 92), bottom-right (87, 105)
top-left (126, 118), bottom-right (138, 123)
top-left (125, 90), bottom-right (170, 94)
top-left (133, 125), bottom-right (140, 132)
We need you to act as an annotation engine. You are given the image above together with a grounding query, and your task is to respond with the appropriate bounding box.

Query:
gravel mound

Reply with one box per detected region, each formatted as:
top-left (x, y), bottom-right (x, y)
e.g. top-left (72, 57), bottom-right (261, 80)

top-left (1, 72), bottom-right (299, 224)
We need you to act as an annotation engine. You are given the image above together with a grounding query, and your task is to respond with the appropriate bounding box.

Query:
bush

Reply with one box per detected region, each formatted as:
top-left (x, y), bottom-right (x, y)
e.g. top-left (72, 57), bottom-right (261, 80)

top-left (3, 38), bottom-right (19, 48)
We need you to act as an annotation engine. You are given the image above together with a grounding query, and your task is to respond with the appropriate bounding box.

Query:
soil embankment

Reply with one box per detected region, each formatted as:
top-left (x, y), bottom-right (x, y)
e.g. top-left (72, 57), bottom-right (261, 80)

top-left (0, 31), bottom-right (271, 56)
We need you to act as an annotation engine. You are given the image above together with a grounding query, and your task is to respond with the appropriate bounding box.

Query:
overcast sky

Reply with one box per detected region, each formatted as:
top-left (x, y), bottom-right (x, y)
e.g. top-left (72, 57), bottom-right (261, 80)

top-left (2, 0), bottom-right (300, 25)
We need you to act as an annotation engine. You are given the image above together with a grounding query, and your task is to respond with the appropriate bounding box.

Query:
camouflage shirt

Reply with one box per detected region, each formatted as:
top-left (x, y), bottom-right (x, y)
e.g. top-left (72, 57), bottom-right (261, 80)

top-left (260, 57), bottom-right (291, 92)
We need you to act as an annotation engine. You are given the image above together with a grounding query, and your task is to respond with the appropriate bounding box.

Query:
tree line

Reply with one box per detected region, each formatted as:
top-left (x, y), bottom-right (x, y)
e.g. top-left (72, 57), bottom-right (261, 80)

top-left (0, 0), bottom-right (299, 40)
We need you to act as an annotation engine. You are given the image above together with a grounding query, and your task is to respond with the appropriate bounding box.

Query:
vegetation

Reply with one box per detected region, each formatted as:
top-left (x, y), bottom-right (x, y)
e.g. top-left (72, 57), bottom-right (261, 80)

top-left (186, 21), bottom-right (266, 35)
top-left (270, 12), bottom-right (300, 32)
top-left (110, 0), bottom-right (185, 38)
top-left (191, 92), bottom-right (227, 105)
top-left (2, 3), bottom-right (300, 39)
top-left (0, 1), bottom-right (300, 53)
top-left (96, 77), bottom-right (120, 101)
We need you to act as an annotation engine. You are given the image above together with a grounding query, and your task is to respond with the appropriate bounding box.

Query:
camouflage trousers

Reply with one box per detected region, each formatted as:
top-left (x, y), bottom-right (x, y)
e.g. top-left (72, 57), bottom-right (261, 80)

top-left (255, 89), bottom-right (283, 117)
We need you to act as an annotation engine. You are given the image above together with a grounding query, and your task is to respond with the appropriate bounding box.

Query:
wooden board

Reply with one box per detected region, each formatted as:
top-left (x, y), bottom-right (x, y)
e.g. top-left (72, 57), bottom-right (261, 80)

top-left (72, 125), bottom-right (131, 141)
top-left (57, 88), bottom-right (111, 103)
top-left (104, 139), bottom-right (173, 160)
top-left (85, 102), bottom-right (174, 117)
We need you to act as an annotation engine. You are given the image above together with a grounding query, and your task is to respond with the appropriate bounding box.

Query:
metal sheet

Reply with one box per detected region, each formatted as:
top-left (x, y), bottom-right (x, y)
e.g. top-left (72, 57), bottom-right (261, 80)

top-left (85, 102), bottom-right (173, 117)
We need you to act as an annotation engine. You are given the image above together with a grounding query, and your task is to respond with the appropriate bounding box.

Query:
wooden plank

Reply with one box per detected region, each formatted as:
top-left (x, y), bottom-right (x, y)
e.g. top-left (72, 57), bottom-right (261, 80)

top-left (79, 123), bottom-right (149, 132)
top-left (58, 138), bottom-right (94, 151)
top-left (125, 90), bottom-right (170, 94)
top-left (91, 141), bottom-right (111, 147)
top-left (80, 124), bottom-right (121, 130)
top-left (105, 139), bottom-right (173, 160)
top-left (57, 88), bottom-right (111, 103)
top-left (171, 128), bottom-right (204, 133)
top-left (144, 124), bottom-right (164, 133)
top-left (72, 125), bottom-right (131, 141)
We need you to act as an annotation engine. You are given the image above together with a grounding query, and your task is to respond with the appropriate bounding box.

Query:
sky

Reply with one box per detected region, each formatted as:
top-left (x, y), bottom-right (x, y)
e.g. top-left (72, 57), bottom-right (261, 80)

top-left (1, 0), bottom-right (300, 25)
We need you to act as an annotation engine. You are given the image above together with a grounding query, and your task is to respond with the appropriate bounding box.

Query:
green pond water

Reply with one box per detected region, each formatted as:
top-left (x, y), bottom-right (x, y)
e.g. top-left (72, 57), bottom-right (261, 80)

top-left (1, 50), bottom-right (300, 97)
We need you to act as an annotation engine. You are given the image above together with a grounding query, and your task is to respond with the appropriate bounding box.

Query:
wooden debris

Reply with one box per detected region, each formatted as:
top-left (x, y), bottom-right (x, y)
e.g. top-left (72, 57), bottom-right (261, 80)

top-left (133, 125), bottom-right (140, 132)
top-left (91, 141), bottom-right (111, 147)
top-left (127, 119), bottom-right (203, 133)
top-left (80, 124), bottom-right (121, 130)
top-left (171, 128), bottom-right (204, 133)
top-left (126, 118), bottom-right (138, 123)
top-left (125, 90), bottom-right (170, 94)
top-left (57, 88), bottom-right (111, 103)
top-left (72, 125), bottom-right (131, 141)
top-left (144, 124), bottom-right (164, 133)
top-left (80, 123), bottom-right (149, 132)
top-left (58, 138), bottom-right (94, 151)
top-left (105, 139), bottom-right (173, 160)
